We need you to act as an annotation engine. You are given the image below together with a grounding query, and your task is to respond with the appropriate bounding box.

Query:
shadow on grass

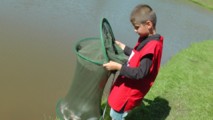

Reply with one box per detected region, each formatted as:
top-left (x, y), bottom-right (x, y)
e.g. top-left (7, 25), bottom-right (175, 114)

top-left (126, 96), bottom-right (171, 120)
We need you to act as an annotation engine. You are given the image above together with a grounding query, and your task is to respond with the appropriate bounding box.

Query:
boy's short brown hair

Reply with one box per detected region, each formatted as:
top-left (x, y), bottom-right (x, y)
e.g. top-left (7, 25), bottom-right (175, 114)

top-left (130, 4), bottom-right (157, 28)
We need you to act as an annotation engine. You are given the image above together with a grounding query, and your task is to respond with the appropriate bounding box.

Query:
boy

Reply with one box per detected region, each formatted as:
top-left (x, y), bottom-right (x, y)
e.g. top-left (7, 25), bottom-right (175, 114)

top-left (103, 4), bottom-right (164, 120)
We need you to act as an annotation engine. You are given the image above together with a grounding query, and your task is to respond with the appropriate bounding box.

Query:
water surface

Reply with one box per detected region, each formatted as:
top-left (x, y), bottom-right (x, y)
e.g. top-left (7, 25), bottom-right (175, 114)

top-left (0, 0), bottom-right (212, 119)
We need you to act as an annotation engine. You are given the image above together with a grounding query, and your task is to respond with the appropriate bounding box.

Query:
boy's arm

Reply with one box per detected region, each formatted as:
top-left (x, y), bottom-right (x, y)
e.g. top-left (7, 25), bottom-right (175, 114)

top-left (115, 40), bottom-right (132, 56)
top-left (119, 54), bottom-right (153, 80)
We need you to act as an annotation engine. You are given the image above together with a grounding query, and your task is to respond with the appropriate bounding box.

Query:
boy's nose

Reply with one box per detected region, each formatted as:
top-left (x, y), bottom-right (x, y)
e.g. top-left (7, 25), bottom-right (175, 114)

top-left (134, 29), bottom-right (138, 33)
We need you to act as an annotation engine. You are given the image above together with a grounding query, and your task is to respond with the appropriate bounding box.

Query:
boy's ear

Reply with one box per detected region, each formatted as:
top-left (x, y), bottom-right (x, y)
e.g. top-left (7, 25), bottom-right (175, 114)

top-left (146, 20), bottom-right (153, 29)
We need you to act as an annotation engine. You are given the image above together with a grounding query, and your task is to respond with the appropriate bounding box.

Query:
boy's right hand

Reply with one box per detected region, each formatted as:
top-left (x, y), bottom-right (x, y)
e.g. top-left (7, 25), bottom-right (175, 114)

top-left (115, 40), bottom-right (125, 50)
top-left (103, 61), bottom-right (122, 71)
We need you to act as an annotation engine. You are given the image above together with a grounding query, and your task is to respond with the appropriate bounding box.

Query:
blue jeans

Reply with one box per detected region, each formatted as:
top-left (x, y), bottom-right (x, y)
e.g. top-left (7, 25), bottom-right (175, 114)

top-left (110, 108), bottom-right (128, 120)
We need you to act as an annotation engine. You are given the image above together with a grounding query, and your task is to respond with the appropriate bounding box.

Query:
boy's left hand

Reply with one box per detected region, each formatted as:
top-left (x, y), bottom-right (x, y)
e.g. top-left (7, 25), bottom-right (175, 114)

top-left (103, 61), bottom-right (122, 71)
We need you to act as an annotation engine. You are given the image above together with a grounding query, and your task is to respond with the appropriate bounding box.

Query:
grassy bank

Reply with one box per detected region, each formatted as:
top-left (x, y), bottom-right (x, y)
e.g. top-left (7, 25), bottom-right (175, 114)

top-left (190, 0), bottom-right (213, 10)
top-left (102, 40), bottom-right (213, 120)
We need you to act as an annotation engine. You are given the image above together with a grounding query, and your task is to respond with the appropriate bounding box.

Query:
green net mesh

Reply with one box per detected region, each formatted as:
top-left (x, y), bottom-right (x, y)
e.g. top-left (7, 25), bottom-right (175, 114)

top-left (56, 18), bottom-right (127, 120)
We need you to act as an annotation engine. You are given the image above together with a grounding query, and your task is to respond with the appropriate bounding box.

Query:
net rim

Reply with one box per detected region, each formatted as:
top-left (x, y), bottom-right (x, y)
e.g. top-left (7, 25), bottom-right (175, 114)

top-left (74, 18), bottom-right (114, 65)
top-left (74, 37), bottom-right (106, 65)
top-left (100, 18), bottom-right (111, 62)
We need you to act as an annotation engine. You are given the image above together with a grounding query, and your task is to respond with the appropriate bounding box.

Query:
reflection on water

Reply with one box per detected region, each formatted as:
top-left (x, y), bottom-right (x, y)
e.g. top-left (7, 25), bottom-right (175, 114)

top-left (0, 0), bottom-right (213, 120)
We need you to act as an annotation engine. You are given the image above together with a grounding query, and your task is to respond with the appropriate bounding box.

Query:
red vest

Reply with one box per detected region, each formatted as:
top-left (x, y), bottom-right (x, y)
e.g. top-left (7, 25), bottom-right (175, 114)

top-left (108, 36), bottom-right (163, 112)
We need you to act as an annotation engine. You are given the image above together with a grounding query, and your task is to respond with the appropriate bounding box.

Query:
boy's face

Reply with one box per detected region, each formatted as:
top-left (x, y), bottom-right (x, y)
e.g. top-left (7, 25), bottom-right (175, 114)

top-left (133, 20), bottom-right (152, 37)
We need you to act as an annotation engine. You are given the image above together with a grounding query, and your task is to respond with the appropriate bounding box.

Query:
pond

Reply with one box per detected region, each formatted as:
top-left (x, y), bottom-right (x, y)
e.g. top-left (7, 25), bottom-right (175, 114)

top-left (0, 0), bottom-right (212, 119)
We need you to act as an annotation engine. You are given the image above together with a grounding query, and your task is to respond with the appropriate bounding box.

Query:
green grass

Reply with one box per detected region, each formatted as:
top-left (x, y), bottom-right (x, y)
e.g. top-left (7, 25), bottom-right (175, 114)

top-left (102, 40), bottom-right (213, 120)
top-left (190, 0), bottom-right (213, 10)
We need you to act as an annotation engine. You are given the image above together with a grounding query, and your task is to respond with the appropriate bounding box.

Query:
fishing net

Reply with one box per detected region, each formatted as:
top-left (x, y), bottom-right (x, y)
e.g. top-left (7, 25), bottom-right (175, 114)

top-left (56, 18), bottom-right (127, 120)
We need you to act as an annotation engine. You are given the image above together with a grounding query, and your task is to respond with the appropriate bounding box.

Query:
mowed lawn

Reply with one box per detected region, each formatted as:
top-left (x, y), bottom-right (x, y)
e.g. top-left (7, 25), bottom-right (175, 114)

top-left (122, 40), bottom-right (213, 120)
top-left (190, 0), bottom-right (213, 10)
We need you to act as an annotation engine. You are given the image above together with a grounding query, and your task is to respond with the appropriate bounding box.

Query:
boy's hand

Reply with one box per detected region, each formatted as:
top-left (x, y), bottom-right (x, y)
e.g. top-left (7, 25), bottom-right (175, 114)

top-left (103, 61), bottom-right (122, 71)
top-left (115, 40), bottom-right (125, 50)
